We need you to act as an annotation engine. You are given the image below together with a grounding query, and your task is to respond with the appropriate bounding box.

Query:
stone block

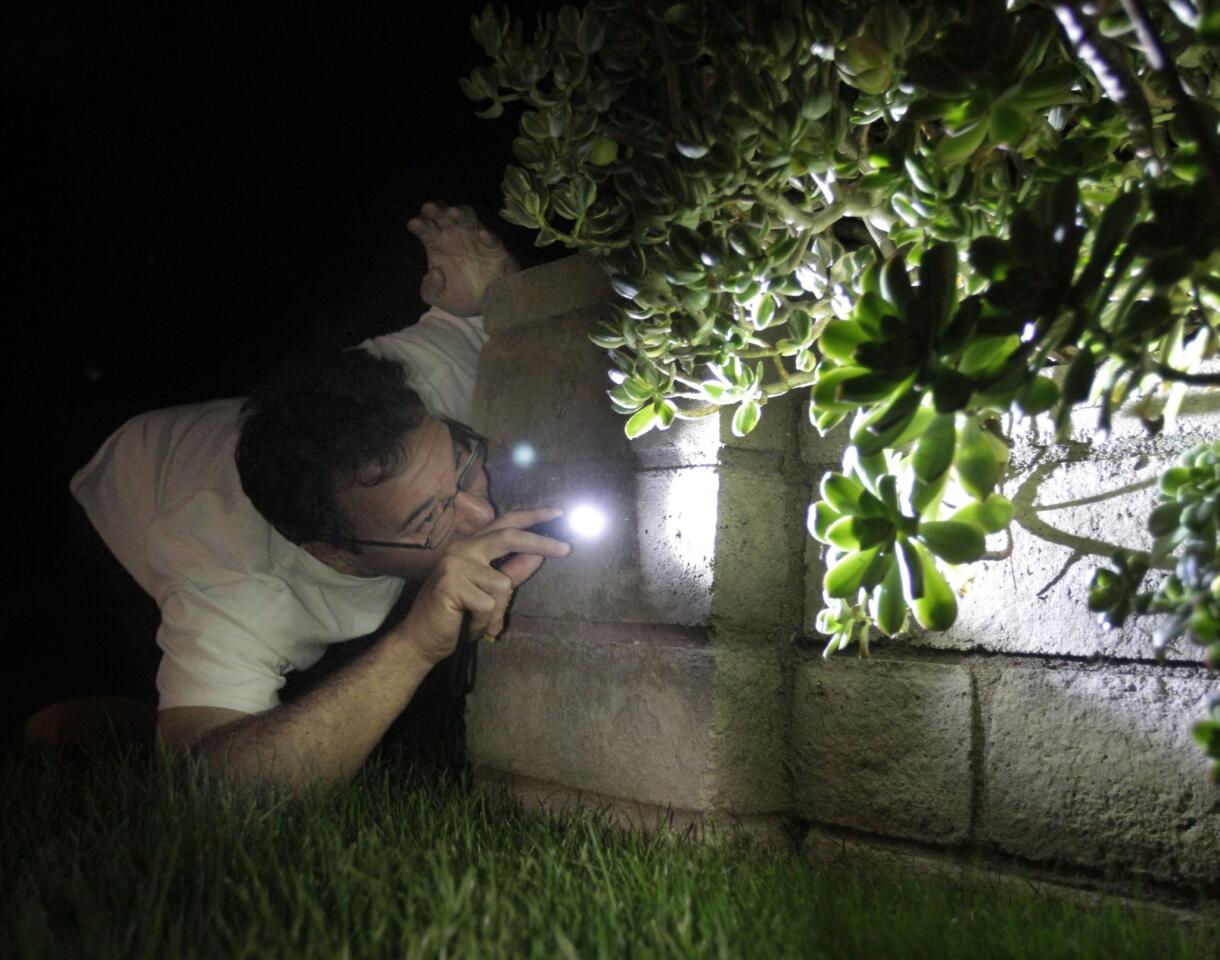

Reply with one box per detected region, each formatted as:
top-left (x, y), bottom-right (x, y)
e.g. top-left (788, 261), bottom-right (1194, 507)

top-left (630, 413), bottom-right (722, 471)
top-left (465, 618), bottom-right (715, 811)
top-left (981, 662), bottom-right (1219, 886)
top-left (482, 253), bottom-right (614, 334)
top-left (709, 644), bottom-right (790, 812)
top-left (800, 828), bottom-right (1200, 920)
top-left (790, 656), bottom-right (974, 846)
top-left (719, 391), bottom-right (799, 455)
top-left (711, 465), bottom-right (807, 633)
top-left (473, 768), bottom-right (791, 847)
top-left (495, 461), bottom-right (717, 626)
top-left (475, 313), bottom-right (629, 465)
top-left (1058, 376), bottom-right (1220, 454)
top-left (925, 455), bottom-right (1206, 663)
top-left (800, 417), bottom-right (853, 469)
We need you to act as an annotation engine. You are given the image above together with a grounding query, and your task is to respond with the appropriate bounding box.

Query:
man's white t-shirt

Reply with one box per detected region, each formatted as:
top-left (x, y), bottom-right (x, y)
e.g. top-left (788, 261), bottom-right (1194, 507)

top-left (69, 309), bottom-right (486, 715)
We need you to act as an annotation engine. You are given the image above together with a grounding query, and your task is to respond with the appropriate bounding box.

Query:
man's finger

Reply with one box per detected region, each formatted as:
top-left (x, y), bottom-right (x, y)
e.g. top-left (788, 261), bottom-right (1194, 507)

top-left (495, 551), bottom-right (547, 589)
top-left (483, 506), bottom-right (564, 532)
top-left (451, 525), bottom-right (571, 568)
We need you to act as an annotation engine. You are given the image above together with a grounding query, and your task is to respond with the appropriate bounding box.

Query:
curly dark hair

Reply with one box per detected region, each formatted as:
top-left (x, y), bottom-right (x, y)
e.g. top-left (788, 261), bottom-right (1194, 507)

top-left (235, 350), bottom-right (426, 548)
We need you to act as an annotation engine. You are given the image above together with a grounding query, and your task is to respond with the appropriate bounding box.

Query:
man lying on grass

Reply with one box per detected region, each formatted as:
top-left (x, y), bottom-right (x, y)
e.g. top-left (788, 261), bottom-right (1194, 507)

top-left (31, 204), bottom-right (568, 789)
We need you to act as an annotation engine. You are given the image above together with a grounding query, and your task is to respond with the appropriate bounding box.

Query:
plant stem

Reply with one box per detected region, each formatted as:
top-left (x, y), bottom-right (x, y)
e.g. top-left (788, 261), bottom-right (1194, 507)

top-left (1051, 2), bottom-right (1155, 161)
top-left (672, 402), bottom-right (722, 420)
top-left (758, 189), bottom-right (846, 233)
top-left (762, 372), bottom-right (817, 397)
top-left (1152, 364), bottom-right (1220, 386)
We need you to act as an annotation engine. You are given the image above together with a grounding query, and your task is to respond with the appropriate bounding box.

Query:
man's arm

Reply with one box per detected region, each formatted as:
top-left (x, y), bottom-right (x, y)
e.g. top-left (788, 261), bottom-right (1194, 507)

top-left (156, 628), bottom-right (433, 791)
top-left (156, 507), bottom-right (568, 791)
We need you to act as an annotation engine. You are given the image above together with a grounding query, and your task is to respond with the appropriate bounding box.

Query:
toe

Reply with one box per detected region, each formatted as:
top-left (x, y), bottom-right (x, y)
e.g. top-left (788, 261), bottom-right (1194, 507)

top-left (408, 216), bottom-right (439, 240)
top-left (420, 266), bottom-right (446, 303)
top-left (476, 227), bottom-right (502, 248)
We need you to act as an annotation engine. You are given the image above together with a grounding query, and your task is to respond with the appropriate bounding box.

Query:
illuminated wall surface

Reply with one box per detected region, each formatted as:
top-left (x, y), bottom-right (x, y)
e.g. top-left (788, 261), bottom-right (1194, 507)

top-left (467, 255), bottom-right (1219, 893)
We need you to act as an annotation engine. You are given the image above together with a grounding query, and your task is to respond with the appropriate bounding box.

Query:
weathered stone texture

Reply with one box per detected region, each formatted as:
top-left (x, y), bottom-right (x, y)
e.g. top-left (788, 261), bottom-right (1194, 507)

top-left (491, 461), bottom-right (716, 626)
top-left (920, 453), bottom-right (1207, 663)
top-left (790, 657), bottom-right (974, 845)
top-left (721, 392), bottom-right (799, 455)
top-left (475, 317), bottom-right (628, 464)
top-left (711, 465), bottom-right (806, 633)
top-left (981, 662), bottom-right (1219, 886)
top-left (709, 644), bottom-right (789, 812)
top-left (466, 618), bottom-right (715, 811)
top-left (481, 252), bottom-right (613, 333)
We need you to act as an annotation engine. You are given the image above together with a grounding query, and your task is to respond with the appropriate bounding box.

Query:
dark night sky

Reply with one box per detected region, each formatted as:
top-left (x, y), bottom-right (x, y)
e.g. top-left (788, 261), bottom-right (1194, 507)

top-left (4, 2), bottom-right (565, 588)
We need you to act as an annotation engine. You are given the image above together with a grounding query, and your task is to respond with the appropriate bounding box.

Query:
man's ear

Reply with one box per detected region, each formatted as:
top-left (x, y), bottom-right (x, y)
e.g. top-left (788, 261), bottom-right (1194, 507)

top-left (302, 540), bottom-right (361, 575)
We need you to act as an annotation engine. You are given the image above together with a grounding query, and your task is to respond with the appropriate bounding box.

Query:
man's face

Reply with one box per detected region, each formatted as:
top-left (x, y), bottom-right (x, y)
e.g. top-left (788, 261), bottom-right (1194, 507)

top-left (326, 416), bottom-right (496, 580)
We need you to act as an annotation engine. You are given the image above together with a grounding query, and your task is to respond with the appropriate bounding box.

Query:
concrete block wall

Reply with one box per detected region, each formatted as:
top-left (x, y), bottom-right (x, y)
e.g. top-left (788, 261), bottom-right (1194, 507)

top-left (466, 254), bottom-right (797, 832)
top-left (466, 254), bottom-right (1218, 895)
top-left (794, 394), bottom-right (1220, 893)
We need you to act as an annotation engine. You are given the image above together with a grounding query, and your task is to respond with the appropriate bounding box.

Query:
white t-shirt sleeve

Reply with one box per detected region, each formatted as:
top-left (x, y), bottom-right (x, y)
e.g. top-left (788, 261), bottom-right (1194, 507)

top-left (360, 308), bottom-right (488, 424)
top-left (155, 590), bottom-right (288, 714)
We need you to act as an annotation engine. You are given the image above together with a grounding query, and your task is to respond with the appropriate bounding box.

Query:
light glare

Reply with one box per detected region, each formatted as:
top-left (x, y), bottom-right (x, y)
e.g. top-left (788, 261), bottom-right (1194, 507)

top-left (568, 504), bottom-right (607, 538)
top-left (512, 443), bottom-right (537, 467)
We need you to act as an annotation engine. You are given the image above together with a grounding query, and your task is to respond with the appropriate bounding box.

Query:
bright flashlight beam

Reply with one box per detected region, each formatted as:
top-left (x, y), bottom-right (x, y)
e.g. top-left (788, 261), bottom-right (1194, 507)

top-left (567, 503), bottom-right (607, 538)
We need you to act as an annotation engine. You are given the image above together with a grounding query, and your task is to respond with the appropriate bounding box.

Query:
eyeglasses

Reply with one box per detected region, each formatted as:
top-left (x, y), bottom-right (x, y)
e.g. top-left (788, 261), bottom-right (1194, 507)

top-left (348, 418), bottom-right (487, 552)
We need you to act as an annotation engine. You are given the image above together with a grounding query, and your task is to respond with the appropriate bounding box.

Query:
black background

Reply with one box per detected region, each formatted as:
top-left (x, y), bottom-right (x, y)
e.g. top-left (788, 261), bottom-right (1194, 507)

top-left (4, 1), bottom-right (567, 726)
top-left (5, 1), bottom-right (565, 591)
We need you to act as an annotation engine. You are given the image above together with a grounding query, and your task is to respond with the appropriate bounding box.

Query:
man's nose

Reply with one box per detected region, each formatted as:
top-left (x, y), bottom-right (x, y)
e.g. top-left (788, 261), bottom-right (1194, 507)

top-left (453, 489), bottom-right (496, 536)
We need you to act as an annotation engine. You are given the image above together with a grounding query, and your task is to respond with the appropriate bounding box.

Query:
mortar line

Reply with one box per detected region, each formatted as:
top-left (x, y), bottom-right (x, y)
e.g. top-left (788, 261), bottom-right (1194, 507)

top-left (967, 667), bottom-right (985, 847)
top-left (791, 637), bottom-right (1214, 673)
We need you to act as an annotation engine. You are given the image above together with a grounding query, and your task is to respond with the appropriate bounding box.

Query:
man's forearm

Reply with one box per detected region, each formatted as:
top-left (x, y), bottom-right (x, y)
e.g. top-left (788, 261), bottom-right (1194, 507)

top-left (193, 632), bottom-right (434, 790)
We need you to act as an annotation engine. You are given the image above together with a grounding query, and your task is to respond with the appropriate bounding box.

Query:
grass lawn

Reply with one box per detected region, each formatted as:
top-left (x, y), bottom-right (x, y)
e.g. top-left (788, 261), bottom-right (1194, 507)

top-left (2, 738), bottom-right (1216, 960)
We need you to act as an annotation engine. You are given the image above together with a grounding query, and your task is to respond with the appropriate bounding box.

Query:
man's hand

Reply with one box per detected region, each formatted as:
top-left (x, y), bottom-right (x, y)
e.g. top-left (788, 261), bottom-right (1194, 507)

top-left (393, 507), bottom-right (570, 665)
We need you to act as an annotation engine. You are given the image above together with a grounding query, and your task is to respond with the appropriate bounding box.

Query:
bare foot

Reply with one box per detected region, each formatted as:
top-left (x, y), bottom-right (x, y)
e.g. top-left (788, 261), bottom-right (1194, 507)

top-left (408, 202), bottom-right (519, 318)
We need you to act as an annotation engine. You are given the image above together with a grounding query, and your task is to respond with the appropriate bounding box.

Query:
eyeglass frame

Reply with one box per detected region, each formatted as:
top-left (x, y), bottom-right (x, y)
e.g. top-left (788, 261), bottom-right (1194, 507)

top-left (346, 417), bottom-right (488, 552)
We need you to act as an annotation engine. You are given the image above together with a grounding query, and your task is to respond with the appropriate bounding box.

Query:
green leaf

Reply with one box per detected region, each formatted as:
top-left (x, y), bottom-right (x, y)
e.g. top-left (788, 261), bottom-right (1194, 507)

top-left (827, 516), bottom-right (895, 552)
top-left (821, 472), bottom-right (869, 515)
top-left (908, 541), bottom-right (958, 630)
top-left (1074, 190), bottom-right (1141, 300)
top-left (869, 558), bottom-right (907, 636)
top-left (1016, 376), bottom-right (1059, 416)
top-left (824, 546), bottom-right (883, 599)
top-left (808, 501), bottom-right (842, 544)
top-left (896, 539), bottom-right (925, 601)
top-left (880, 255), bottom-right (914, 313)
top-left (850, 381), bottom-right (921, 457)
top-left (588, 137), bottom-right (619, 166)
top-left (1148, 501), bottom-right (1185, 538)
top-left (915, 241), bottom-right (957, 336)
top-left (959, 335), bottom-right (1020, 377)
top-left (955, 416), bottom-right (1000, 500)
top-left (949, 493), bottom-right (1015, 533)
top-left (625, 405), bottom-right (658, 439)
top-left (917, 521), bottom-right (986, 564)
top-left (1061, 347), bottom-right (1097, 406)
top-left (968, 236), bottom-right (1011, 280)
top-left (731, 399), bottom-right (762, 437)
top-left (934, 121), bottom-right (988, 167)
top-left (988, 103), bottom-right (1030, 147)
top-left (819, 321), bottom-right (871, 364)
top-left (911, 414), bottom-right (956, 482)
